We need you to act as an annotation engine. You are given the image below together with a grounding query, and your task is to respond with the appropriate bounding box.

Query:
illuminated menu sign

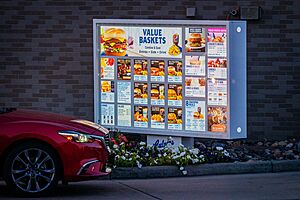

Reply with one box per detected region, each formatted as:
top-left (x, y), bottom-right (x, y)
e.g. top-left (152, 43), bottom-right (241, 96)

top-left (94, 20), bottom-right (247, 139)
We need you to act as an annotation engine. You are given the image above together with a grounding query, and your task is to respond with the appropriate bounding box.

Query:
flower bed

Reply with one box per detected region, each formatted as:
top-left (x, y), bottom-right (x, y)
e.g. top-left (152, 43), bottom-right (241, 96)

top-left (109, 133), bottom-right (235, 174)
top-left (107, 133), bottom-right (300, 175)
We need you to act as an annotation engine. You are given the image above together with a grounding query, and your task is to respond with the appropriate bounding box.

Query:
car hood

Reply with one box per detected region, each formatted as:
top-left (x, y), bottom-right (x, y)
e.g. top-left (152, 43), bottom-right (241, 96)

top-left (3, 109), bottom-right (103, 135)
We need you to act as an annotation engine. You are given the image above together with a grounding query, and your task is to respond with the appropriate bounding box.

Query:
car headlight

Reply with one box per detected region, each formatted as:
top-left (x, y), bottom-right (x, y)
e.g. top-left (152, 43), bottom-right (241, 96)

top-left (58, 130), bottom-right (104, 143)
top-left (70, 119), bottom-right (109, 135)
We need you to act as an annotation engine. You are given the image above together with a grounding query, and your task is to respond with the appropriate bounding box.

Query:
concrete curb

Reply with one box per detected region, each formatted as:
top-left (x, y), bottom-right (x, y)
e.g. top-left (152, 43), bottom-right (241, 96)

top-left (110, 160), bottom-right (300, 179)
top-left (272, 160), bottom-right (300, 172)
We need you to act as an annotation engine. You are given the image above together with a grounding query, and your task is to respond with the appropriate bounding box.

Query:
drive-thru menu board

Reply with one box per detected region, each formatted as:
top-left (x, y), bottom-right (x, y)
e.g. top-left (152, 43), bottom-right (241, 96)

top-left (94, 19), bottom-right (247, 139)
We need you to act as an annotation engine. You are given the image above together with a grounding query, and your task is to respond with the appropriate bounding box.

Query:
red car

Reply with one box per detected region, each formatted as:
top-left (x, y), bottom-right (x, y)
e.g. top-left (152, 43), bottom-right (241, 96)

top-left (0, 108), bottom-right (111, 195)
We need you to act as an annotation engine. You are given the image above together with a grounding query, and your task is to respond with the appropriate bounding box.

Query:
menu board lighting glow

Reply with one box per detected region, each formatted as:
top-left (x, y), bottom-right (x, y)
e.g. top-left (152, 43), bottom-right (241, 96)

top-left (94, 19), bottom-right (247, 139)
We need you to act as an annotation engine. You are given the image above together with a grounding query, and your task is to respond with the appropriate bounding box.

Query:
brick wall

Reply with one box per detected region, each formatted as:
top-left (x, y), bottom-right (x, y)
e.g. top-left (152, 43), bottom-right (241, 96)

top-left (0, 0), bottom-right (299, 140)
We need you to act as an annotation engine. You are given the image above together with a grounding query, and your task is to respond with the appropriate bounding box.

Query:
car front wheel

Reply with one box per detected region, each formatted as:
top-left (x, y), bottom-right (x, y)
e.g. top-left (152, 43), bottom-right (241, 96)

top-left (3, 142), bottom-right (61, 195)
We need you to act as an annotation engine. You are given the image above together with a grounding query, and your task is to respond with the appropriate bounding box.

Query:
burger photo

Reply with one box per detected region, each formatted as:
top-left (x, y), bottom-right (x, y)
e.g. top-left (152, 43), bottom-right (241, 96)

top-left (188, 33), bottom-right (202, 47)
top-left (151, 89), bottom-right (159, 99)
top-left (134, 88), bottom-right (142, 98)
top-left (168, 66), bottom-right (176, 76)
top-left (168, 89), bottom-right (177, 100)
top-left (134, 63), bottom-right (142, 75)
top-left (189, 59), bottom-right (201, 66)
top-left (193, 111), bottom-right (204, 119)
top-left (103, 28), bottom-right (127, 56)
top-left (151, 67), bottom-right (159, 76)
top-left (168, 113), bottom-right (177, 124)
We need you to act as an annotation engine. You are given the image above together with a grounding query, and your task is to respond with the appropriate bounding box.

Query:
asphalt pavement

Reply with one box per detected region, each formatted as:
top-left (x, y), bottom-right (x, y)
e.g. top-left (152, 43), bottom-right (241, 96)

top-left (0, 172), bottom-right (300, 200)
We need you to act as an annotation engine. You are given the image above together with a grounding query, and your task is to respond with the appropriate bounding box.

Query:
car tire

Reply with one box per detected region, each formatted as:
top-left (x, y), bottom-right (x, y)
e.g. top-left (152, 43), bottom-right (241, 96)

top-left (3, 141), bottom-right (61, 196)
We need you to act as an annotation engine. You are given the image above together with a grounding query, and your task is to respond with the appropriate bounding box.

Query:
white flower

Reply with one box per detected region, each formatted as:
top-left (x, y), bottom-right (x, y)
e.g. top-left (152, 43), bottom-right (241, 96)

top-left (176, 161), bottom-right (179, 165)
top-left (182, 170), bottom-right (187, 175)
top-left (129, 158), bottom-right (132, 161)
top-left (140, 141), bottom-right (146, 146)
top-left (223, 150), bottom-right (230, 157)
top-left (136, 155), bottom-right (140, 158)
top-left (125, 153), bottom-right (129, 157)
top-left (180, 152), bottom-right (186, 157)
top-left (172, 155), bottom-right (179, 160)
top-left (216, 146), bottom-right (224, 151)
top-left (113, 144), bottom-right (118, 149)
top-left (105, 167), bottom-right (112, 173)
top-left (115, 155), bottom-right (120, 159)
top-left (121, 156), bottom-right (126, 160)
top-left (158, 154), bottom-right (162, 157)
top-left (189, 148), bottom-right (199, 155)
top-left (163, 153), bottom-right (167, 157)
top-left (187, 155), bottom-right (191, 159)
top-left (199, 155), bottom-right (204, 159)
top-left (120, 142), bottom-right (125, 146)
top-left (192, 158), bottom-right (199, 164)
top-left (179, 144), bottom-right (184, 148)
top-left (136, 161), bottom-right (142, 168)
top-left (179, 166), bottom-right (184, 171)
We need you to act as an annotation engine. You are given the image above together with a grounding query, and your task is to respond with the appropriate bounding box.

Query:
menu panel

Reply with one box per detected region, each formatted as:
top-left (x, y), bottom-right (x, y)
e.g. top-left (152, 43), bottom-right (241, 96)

top-left (98, 24), bottom-right (230, 137)
top-left (101, 103), bottom-right (114, 125)
top-left (207, 28), bottom-right (227, 57)
top-left (151, 106), bottom-right (165, 129)
top-left (185, 100), bottom-right (206, 131)
top-left (100, 81), bottom-right (114, 103)
top-left (117, 104), bottom-right (131, 127)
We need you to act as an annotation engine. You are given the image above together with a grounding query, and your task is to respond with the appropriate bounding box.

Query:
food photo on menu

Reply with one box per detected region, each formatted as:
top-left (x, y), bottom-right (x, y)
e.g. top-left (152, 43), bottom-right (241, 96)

top-left (193, 106), bottom-right (204, 120)
top-left (168, 33), bottom-right (182, 56)
top-left (185, 77), bottom-right (206, 98)
top-left (134, 106), bottom-right (148, 128)
top-left (168, 84), bottom-right (182, 106)
top-left (151, 106), bottom-right (165, 129)
top-left (207, 28), bottom-right (226, 43)
top-left (207, 106), bottom-right (227, 133)
top-left (168, 60), bottom-right (182, 82)
top-left (101, 27), bottom-right (128, 56)
top-left (150, 60), bottom-right (165, 81)
top-left (134, 82), bottom-right (148, 104)
top-left (151, 83), bottom-right (165, 105)
top-left (101, 80), bottom-right (113, 93)
top-left (117, 59), bottom-right (131, 80)
top-left (134, 59), bottom-right (148, 81)
top-left (168, 107), bottom-right (182, 130)
top-left (207, 27), bottom-right (227, 57)
top-left (100, 57), bottom-right (114, 79)
top-left (185, 100), bottom-right (206, 131)
top-left (207, 58), bottom-right (227, 79)
top-left (185, 56), bottom-right (206, 76)
top-left (208, 58), bottom-right (227, 68)
top-left (101, 81), bottom-right (114, 103)
top-left (185, 27), bottom-right (206, 52)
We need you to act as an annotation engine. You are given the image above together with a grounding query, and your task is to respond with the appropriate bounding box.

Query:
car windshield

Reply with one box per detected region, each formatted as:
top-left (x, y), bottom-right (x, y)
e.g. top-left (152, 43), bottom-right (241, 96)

top-left (0, 108), bottom-right (16, 114)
